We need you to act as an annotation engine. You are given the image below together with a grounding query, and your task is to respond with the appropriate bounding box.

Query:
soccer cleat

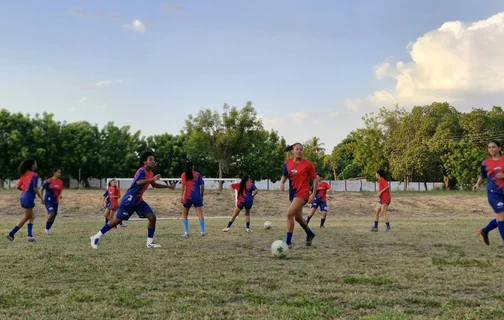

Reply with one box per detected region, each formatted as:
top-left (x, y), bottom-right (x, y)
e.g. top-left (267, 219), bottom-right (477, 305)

top-left (45, 229), bottom-right (52, 235)
top-left (200, 232), bottom-right (205, 237)
top-left (306, 232), bottom-right (316, 246)
top-left (27, 236), bottom-right (37, 242)
top-left (6, 234), bottom-right (14, 242)
top-left (120, 222), bottom-right (127, 228)
top-left (180, 233), bottom-right (189, 238)
top-left (90, 235), bottom-right (99, 249)
top-left (320, 225), bottom-right (325, 229)
top-left (478, 228), bottom-right (490, 246)
top-left (370, 227), bottom-right (378, 232)
top-left (222, 228), bottom-right (230, 232)
top-left (385, 228), bottom-right (391, 232)
top-left (246, 228), bottom-right (251, 233)
top-left (146, 243), bottom-right (161, 248)
top-left (287, 243), bottom-right (293, 249)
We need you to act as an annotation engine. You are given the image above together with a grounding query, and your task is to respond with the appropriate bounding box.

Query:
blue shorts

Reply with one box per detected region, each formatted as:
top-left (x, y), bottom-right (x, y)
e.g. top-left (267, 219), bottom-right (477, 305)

top-left (45, 202), bottom-right (59, 215)
top-left (237, 202), bottom-right (253, 210)
top-left (106, 203), bottom-right (118, 211)
top-left (488, 192), bottom-right (504, 213)
top-left (20, 196), bottom-right (36, 209)
top-left (183, 202), bottom-right (204, 209)
top-left (311, 201), bottom-right (328, 212)
top-left (116, 201), bottom-right (154, 220)
top-left (379, 199), bottom-right (391, 205)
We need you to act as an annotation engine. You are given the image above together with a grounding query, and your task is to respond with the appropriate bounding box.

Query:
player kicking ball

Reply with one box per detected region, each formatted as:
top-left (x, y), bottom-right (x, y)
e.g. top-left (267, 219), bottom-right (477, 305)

top-left (90, 151), bottom-right (175, 249)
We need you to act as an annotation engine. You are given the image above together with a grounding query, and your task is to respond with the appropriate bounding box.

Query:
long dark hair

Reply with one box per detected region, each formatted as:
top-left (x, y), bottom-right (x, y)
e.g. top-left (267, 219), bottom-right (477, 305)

top-left (108, 179), bottom-right (116, 187)
top-left (19, 159), bottom-right (36, 176)
top-left (489, 140), bottom-right (502, 155)
top-left (376, 169), bottom-right (386, 179)
top-left (239, 174), bottom-right (250, 196)
top-left (185, 161), bottom-right (194, 180)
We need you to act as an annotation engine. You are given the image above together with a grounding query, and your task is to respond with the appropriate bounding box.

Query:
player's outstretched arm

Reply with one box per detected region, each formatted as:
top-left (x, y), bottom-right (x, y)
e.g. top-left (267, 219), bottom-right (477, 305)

top-left (152, 181), bottom-right (175, 189)
top-left (136, 174), bottom-right (161, 186)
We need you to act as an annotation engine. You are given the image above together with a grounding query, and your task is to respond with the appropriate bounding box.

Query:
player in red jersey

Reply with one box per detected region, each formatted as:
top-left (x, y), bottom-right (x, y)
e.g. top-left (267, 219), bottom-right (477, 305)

top-left (41, 168), bottom-right (63, 235)
top-left (306, 173), bottom-right (334, 228)
top-left (280, 143), bottom-right (317, 248)
top-left (101, 179), bottom-right (125, 229)
top-left (370, 170), bottom-right (391, 232)
top-left (223, 174), bottom-right (258, 233)
top-left (476, 140), bottom-right (504, 246)
top-left (6, 159), bottom-right (44, 242)
top-left (180, 161), bottom-right (205, 237)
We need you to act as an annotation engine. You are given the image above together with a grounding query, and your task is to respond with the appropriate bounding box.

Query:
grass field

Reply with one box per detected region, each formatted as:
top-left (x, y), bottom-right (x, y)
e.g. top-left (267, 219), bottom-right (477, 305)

top-left (1, 215), bottom-right (504, 320)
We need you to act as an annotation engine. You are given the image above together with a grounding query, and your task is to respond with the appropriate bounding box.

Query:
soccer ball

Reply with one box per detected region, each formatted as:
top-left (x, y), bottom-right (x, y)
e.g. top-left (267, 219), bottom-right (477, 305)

top-left (271, 240), bottom-right (289, 258)
top-left (264, 221), bottom-right (272, 230)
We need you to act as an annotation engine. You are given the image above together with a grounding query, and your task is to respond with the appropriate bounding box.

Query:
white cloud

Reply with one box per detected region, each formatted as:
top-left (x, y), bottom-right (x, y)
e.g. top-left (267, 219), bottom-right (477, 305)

top-left (75, 97), bottom-right (88, 103)
top-left (349, 11), bottom-right (504, 110)
top-left (94, 80), bottom-right (122, 88)
top-left (123, 20), bottom-right (146, 33)
top-left (288, 111), bottom-right (309, 124)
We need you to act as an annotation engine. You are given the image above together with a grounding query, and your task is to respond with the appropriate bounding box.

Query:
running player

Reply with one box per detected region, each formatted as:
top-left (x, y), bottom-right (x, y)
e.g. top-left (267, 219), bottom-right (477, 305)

top-left (41, 168), bottom-right (63, 235)
top-left (476, 140), bottom-right (504, 246)
top-left (90, 151), bottom-right (175, 249)
top-left (101, 179), bottom-right (125, 229)
top-left (306, 173), bottom-right (334, 228)
top-left (371, 169), bottom-right (391, 232)
top-left (180, 161), bottom-right (205, 237)
top-left (6, 159), bottom-right (44, 242)
top-left (223, 174), bottom-right (258, 233)
top-left (280, 143), bottom-right (317, 248)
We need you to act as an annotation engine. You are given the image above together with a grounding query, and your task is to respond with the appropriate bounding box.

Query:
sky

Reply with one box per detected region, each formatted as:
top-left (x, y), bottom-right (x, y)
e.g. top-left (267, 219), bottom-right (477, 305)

top-left (1, 0), bottom-right (504, 151)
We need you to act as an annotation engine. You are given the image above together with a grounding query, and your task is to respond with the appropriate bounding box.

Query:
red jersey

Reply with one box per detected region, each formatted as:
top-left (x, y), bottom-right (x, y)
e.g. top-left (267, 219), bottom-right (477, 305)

top-left (181, 171), bottom-right (204, 204)
top-left (42, 178), bottom-right (63, 204)
top-left (231, 181), bottom-right (257, 205)
top-left (378, 177), bottom-right (391, 203)
top-left (17, 171), bottom-right (39, 197)
top-left (481, 157), bottom-right (504, 194)
top-left (314, 182), bottom-right (331, 203)
top-left (107, 186), bottom-right (121, 208)
top-left (282, 158), bottom-right (317, 201)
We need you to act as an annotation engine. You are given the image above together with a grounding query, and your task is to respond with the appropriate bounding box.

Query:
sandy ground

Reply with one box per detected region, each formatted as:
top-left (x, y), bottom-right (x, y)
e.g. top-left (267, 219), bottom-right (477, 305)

top-left (0, 189), bottom-right (492, 222)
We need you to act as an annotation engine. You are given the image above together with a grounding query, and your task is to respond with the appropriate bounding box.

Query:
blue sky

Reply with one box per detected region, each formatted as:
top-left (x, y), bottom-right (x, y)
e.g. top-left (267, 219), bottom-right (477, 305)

top-left (1, 0), bottom-right (504, 151)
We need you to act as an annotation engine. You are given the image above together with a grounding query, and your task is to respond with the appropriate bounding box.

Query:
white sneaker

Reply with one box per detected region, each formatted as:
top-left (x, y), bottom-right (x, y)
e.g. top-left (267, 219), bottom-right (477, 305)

top-left (27, 236), bottom-right (37, 242)
top-left (180, 233), bottom-right (189, 238)
top-left (145, 242), bottom-right (161, 248)
top-left (200, 232), bottom-right (205, 237)
top-left (90, 235), bottom-right (99, 249)
top-left (246, 228), bottom-right (251, 233)
top-left (45, 229), bottom-right (51, 235)
top-left (120, 222), bottom-right (127, 228)
top-left (223, 228), bottom-right (230, 232)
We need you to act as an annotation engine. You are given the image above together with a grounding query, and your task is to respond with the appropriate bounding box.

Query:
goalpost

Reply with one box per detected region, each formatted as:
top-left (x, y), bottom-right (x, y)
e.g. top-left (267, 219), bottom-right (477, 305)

top-left (106, 177), bottom-right (240, 221)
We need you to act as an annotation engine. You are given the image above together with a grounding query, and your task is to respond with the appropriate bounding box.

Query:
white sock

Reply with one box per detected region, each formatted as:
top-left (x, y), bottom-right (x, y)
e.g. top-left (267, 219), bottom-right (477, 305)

top-left (147, 237), bottom-right (154, 245)
top-left (95, 231), bottom-right (103, 239)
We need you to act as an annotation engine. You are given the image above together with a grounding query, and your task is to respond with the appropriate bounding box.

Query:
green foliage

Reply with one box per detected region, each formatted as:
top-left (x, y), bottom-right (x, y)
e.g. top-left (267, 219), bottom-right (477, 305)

top-left (442, 140), bottom-right (486, 190)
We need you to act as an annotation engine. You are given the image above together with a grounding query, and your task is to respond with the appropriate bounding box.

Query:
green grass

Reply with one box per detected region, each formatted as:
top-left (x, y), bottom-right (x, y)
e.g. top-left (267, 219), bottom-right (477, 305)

top-left (0, 218), bottom-right (503, 319)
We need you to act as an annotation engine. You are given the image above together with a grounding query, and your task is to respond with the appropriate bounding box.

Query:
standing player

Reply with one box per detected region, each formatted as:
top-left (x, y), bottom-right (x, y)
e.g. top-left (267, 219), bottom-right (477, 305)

top-left (306, 173), bottom-right (334, 228)
top-left (6, 159), bottom-right (44, 242)
top-left (101, 179), bottom-right (125, 228)
top-left (280, 143), bottom-right (317, 248)
top-left (371, 170), bottom-right (391, 232)
top-left (90, 151), bottom-right (175, 249)
top-left (41, 168), bottom-right (63, 235)
top-left (180, 161), bottom-right (205, 237)
top-left (476, 140), bottom-right (504, 246)
top-left (223, 174), bottom-right (258, 233)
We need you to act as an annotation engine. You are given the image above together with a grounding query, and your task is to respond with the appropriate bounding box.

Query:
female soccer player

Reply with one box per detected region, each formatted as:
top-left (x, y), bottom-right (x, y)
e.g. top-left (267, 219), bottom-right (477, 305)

top-left (41, 168), bottom-right (63, 235)
top-left (476, 140), bottom-right (504, 246)
top-left (280, 143), bottom-right (317, 248)
top-left (6, 159), bottom-right (44, 242)
top-left (180, 161), bottom-right (205, 237)
top-left (223, 174), bottom-right (258, 233)
top-left (90, 151), bottom-right (175, 249)
top-left (306, 173), bottom-right (334, 228)
top-left (101, 179), bottom-right (125, 229)
top-left (370, 169), bottom-right (391, 232)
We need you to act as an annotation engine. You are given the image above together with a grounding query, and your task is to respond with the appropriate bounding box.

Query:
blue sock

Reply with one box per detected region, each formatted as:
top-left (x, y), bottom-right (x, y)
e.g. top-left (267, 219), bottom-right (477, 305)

top-left (200, 220), bottom-right (205, 233)
top-left (286, 232), bottom-right (293, 245)
top-left (483, 219), bottom-right (498, 233)
top-left (46, 221), bottom-right (54, 230)
top-left (320, 219), bottom-right (326, 227)
top-left (9, 226), bottom-right (20, 237)
top-left (374, 221), bottom-right (378, 229)
top-left (27, 223), bottom-right (33, 237)
top-left (100, 223), bottom-right (112, 235)
top-left (183, 220), bottom-right (189, 234)
top-left (306, 216), bottom-right (312, 223)
top-left (105, 219), bottom-right (108, 224)
top-left (148, 228), bottom-right (155, 238)
top-left (246, 221), bottom-right (250, 229)
top-left (227, 221), bottom-right (233, 228)
top-left (498, 222), bottom-right (504, 242)
top-left (386, 222), bottom-right (391, 229)
top-left (306, 229), bottom-right (314, 237)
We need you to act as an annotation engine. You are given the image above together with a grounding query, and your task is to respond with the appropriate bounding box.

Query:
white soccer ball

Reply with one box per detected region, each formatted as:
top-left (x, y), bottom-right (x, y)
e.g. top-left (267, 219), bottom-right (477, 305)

top-left (264, 221), bottom-right (272, 230)
top-left (270, 240), bottom-right (289, 258)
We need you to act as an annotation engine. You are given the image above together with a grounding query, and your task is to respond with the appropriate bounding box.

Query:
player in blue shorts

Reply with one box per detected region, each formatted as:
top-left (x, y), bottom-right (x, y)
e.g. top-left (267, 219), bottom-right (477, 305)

top-left (90, 151), bottom-right (175, 249)
top-left (6, 159), bottom-right (44, 242)
top-left (41, 168), bottom-right (63, 235)
top-left (223, 174), bottom-right (258, 233)
top-left (306, 173), bottom-right (334, 228)
top-left (180, 161), bottom-right (205, 237)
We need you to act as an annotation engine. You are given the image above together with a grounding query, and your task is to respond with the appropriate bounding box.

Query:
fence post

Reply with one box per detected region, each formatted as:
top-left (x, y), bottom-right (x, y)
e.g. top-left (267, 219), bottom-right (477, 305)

top-left (344, 180), bottom-right (347, 192)
top-left (267, 179), bottom-right (270, 191)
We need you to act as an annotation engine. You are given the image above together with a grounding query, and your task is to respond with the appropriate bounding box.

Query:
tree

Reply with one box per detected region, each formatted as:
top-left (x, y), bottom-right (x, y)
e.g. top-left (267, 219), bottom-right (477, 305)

top-left (184, 102), bottom-right (264, 190)
top-left (146, 133), bottom-right (188, 177)
top-left (306, 136), bottom-right (326, 156)
top-left (442, 140), bottom-right (486, 190)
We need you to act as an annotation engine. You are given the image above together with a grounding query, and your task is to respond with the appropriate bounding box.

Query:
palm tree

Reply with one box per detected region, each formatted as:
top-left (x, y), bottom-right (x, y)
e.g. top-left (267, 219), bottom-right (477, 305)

top-left (308, 136), bottom-right (325, 156)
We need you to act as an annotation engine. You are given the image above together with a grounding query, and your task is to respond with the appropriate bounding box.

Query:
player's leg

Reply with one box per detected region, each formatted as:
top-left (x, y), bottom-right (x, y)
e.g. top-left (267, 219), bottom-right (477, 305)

top-left (381, 203), bottom-right (391, 231)
top-left (103, 208), bottom-right (110, 225)
top-left (45, 204), bottom-right (57, 235)
top-left (320, 204), bottom-right (328, 228)
top-left (181, 206), bottom-right (190, 237)
top-left (135, 201), bottom-right (159, 247)
top-left (244, 208), bottom-right (251, 232)
top-left (371, 203), bottom-right (381, 231)
top-left (7, 207), bottom-right (33, 242)
top-left (27, 208), bottom-right (36, 241)
top-left (479, 192), bottom-right (501, 246)
top-left (306, 204), bottom-right (317, 224)
top-left (117, 210), bottom-right (127, 227)
top-left (224, 206), bottom-right (241, 231)
top-left (90, 207), bottom-right (127, 249)
top-left (293, 199), bottom-right (316, 246)
top-left (195, 205), bottom-right (205, 236)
